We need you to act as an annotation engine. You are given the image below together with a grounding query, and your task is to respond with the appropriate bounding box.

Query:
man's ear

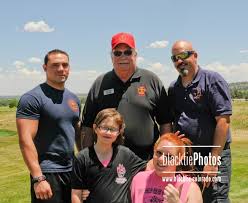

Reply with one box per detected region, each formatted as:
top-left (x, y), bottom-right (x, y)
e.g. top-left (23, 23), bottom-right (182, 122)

top-left (43, 64), bottom-right (47, 72)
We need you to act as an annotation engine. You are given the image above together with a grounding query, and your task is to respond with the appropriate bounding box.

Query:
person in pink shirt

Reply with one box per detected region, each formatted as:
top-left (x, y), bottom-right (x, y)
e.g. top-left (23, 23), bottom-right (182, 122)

top-left (131, 133), bottom-right (202, 203)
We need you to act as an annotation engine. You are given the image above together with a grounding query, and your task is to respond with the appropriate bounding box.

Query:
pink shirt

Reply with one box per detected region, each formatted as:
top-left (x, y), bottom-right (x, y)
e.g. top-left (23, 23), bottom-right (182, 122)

top-left (100, 159), bottom-right (111, 167)
top-left (131, 170), bottom-right (191, 203)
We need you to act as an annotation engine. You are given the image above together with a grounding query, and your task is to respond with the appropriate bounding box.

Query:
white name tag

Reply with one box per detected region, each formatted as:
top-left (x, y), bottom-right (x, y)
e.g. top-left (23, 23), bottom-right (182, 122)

top-left (103, 88), bottom-right (114, 95)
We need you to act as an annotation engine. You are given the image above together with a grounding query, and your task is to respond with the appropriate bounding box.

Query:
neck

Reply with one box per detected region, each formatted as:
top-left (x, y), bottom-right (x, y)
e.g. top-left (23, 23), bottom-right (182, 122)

top-left (94, 142), bottom-right (112, 154)
top-left (115, 71), bottom-right (132, 82)
top-left (46, 80), bottom-right (65, 90)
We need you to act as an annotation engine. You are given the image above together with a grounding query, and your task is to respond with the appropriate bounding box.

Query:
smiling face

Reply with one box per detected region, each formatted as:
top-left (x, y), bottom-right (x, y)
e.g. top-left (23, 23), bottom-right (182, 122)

top-left (171, 40), bottom-right (198, 78)
top-left (111, 43), bottom-right (137, 82)
top-left (93, 117), bottom-right (120, 146)
top-left (153, 139), bottom-right (179, 177)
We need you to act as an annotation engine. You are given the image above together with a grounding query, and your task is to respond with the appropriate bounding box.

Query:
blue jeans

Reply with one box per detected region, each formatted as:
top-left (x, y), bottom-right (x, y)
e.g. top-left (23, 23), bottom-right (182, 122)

top-left (197, 148), bottom-right (232, 203)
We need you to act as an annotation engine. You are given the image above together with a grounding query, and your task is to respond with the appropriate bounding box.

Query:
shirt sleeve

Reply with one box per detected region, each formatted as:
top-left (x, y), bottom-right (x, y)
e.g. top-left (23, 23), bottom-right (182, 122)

top-left (71, 154), bottom-right (87, 189)
top-left (16, 94), bottom-right (41, 120)
top-left (127, 148), bottom-right (147, 176)
top-left (208, 79), bottom-right (232, 117)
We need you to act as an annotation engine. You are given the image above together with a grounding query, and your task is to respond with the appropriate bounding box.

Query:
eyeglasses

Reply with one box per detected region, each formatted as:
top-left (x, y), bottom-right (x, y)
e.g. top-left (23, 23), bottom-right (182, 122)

top-left (98, 126), bottom-right (120, 135)
top-left (112, 49), bottom-right (133, 57)
top-left (171, 51), bottom-right (195, 62)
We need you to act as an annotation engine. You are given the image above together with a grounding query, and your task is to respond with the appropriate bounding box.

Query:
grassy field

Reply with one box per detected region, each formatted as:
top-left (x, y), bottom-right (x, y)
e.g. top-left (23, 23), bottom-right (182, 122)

top-left (0, 101), bottom-right (248, 202)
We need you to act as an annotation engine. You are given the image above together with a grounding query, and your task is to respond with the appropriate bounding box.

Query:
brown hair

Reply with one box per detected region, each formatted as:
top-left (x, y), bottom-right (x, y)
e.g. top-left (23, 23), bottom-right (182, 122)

top-left (93, 108), bottom-right (125, 145)
top-left (154, 133), bottom-right (195, 173)
top-left (44, 49), bottom-right (69, 65)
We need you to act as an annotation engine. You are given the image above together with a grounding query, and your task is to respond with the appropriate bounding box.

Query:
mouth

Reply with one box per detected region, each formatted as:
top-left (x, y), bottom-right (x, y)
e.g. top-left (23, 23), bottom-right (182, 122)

top-left (118, 62), bottom-right (129, 65)
top-left (102, 135), bottom-right (112, 139)
top-left (177, 63), bottom-right (189, 76)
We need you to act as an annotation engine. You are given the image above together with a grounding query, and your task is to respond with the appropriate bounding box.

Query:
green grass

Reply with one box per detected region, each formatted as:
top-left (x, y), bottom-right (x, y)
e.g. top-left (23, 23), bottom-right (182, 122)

top-left (0, 129), bottom-right (16, 137)
top-left (0, 101), bottom-right (248, 202)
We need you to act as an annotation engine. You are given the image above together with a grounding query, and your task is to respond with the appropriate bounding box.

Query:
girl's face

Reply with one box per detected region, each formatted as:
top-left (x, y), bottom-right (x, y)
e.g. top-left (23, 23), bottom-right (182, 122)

top-left (94, 117), bottom-right (120, 145)
top-left (153, 139), bottom-right (181, 177)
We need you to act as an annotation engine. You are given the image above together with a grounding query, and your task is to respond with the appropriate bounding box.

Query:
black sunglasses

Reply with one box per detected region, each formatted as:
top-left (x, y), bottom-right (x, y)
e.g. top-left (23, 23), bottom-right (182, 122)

top-left (112, 49), bottom-right (133, 57)
top-left (171, 51), bottom-right (195, 62)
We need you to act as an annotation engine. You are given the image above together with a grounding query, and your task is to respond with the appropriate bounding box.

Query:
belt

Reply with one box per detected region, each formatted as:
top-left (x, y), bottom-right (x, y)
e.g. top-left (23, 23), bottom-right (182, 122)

top-left (223, 142), bottom-right (230, 150)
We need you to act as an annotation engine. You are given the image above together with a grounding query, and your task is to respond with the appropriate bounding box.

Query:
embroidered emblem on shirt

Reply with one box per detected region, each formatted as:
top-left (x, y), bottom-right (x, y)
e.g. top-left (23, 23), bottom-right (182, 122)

top-left (137, 85), bottom-right (146, 96)
top-left (103, 88), bottom-right (114, 96)
top-left (115, 163), bottom-right (127, 184)
top-left (191, 87), bottom-right (203, 101)
top-left (67, 99), bottom-right (79, 112)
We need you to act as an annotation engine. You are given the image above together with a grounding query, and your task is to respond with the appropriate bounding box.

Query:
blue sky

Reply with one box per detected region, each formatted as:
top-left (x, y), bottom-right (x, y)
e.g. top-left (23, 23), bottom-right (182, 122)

top-left (0, 0), bottom-right (248, 95)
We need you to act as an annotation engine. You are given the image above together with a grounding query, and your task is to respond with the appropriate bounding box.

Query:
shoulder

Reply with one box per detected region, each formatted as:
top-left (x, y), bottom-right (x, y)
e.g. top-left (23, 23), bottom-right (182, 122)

top-left (200, 67), bottom-right (227, 84)
top-left (169, 79), bottom-right (178, 89)
top-left (88, 71), bottom-right (113, 91)
top-left (18, 85), bottom-right (43, 106)
top-left (116, 145), bottom-right (134, 155)
top-left (138, 68), bottom-right (161, 80)
top-left (94, 71), bottom-right (113, 84)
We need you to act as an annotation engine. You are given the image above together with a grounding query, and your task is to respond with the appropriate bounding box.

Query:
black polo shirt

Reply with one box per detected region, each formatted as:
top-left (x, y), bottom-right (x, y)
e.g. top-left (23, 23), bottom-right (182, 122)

top-left (71, 145), bottom-right (147, 203)
top-left (168, 67), bottom-right (232, 153)
top-left (82, 68), bottom-right (172, 159)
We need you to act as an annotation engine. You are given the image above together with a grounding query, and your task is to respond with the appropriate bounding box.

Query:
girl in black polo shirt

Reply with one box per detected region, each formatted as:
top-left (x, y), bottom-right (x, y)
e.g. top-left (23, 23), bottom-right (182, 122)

top-left (71, 108), bottom-right (147, 203)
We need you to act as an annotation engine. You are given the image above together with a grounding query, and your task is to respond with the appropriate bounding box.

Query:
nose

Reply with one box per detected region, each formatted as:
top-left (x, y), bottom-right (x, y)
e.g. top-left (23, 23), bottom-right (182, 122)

top-left (56, 64), bottom-right (65, 72)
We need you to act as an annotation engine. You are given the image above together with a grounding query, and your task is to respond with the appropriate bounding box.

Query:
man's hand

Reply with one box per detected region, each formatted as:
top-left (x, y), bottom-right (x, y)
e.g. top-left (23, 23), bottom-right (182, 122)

top-left (82, 189), bottom-right (90, 201)
top-left (163, 183), bottom-right (180, 203)
top-left (34, 180), bottom-right (53, 200)
top-left (202, 164), bottom-right (218, 188)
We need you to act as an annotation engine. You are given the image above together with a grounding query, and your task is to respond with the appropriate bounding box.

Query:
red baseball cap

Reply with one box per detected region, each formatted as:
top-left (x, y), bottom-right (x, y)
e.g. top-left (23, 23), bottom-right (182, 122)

top-left (111, 32), bottom-right (135, 49)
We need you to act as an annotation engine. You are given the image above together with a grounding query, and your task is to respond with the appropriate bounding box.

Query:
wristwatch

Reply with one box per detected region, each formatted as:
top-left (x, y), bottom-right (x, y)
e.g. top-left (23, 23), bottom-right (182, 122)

top-left (32, 175), bottom-right (46, 184)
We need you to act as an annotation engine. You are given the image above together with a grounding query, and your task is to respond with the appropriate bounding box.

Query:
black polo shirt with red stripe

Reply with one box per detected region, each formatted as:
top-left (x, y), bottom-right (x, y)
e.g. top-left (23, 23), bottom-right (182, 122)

top-left (71, 145), bottom-right (147, 203)
top-left (82, 68), bottom-right (172, 159)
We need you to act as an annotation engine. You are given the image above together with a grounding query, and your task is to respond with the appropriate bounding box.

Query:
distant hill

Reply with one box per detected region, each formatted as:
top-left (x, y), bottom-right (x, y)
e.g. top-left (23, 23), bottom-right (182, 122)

top-left (229, 82), bottom-right (248, 90)
top-left (229, 81), bottom-right (248, 99)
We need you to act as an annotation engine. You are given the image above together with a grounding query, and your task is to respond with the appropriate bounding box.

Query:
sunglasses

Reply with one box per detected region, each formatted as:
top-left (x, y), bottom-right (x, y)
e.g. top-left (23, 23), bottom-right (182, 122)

top-left (171, 51), bottom-right (195, 62)
top-left (112, 49), bottom-right (133, 57)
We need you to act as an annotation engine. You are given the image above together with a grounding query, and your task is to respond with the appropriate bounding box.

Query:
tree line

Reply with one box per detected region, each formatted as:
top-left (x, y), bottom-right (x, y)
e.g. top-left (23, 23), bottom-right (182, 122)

top-left (0, 82), bottom-right (247, 108)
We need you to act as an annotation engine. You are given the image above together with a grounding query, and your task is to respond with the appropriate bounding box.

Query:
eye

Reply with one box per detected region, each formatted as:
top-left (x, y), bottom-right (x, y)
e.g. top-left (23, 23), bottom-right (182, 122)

top-left (156, 150), bottom-right (163, 157)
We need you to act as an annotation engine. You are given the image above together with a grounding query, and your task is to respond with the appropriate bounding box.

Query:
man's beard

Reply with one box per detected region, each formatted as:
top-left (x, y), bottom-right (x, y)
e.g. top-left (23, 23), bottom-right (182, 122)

top-left (179, 68), bottom-right (189, 77)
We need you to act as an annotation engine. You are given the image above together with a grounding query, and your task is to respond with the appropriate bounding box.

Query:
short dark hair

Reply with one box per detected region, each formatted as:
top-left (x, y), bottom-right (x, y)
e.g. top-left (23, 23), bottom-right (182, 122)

top-left (44, 49), bottom-right (69, 65)
top-left (93, 108), bottom-right (125, 145)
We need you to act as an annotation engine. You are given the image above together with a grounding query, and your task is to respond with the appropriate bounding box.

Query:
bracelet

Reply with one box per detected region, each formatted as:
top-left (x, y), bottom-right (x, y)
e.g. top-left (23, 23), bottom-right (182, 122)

top-left (32, 175), bottom-right (46, 184)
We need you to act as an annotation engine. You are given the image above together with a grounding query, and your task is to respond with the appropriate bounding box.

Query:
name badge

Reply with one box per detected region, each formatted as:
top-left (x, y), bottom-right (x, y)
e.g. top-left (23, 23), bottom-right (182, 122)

top-left (103, 88), bottom-right (114, 96)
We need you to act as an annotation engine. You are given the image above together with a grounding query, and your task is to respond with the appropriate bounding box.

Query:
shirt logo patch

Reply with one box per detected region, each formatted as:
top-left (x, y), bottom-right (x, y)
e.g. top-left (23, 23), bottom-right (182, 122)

top-left (103, 88), bottom-right (114, 96)
top-left (191, 87), bottom-right (203, 101)
top-left (67, 99), bottom-right (79, 112)
top-left (137, 85), bottom-right (146, 96)
top-left (115, 164), bottom-right (127, 184)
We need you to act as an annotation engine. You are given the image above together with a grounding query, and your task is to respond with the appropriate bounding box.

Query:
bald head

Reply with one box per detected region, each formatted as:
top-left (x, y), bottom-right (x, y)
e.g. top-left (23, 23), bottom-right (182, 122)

top-left (171, 40), bottom-right (194, 55)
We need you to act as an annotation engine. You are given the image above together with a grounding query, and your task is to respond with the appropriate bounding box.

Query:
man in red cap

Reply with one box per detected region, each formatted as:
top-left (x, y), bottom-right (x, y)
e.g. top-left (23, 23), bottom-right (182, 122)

top-left (80, 32), bottom-right (173, 160)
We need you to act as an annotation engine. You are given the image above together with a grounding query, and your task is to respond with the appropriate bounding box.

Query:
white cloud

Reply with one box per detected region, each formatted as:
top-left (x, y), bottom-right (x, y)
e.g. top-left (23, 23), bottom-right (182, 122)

top-left (28, 57), bottom-right (42, 64)
top-left (147, 40), bottom-right (169, 48)
top-left (205, 62), bottom-right (248, 83)
top-left (23, 21), bottom-right (55, 32)
top-left (13, 60), bottom-right (25, 69)
top-left (0, 60), bottom-right (247, 96)
top-left (240, 50), bottom-right (248, 54)
top-left (137, 56), bottom-right (145, 65)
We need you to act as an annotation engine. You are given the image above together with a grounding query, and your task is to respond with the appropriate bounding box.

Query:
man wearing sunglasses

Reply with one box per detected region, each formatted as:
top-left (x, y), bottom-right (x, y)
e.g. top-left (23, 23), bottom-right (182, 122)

top-left (168, 40), bottom-right (232, 202)
top-left (80, 32), bottom-right (172, 160)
